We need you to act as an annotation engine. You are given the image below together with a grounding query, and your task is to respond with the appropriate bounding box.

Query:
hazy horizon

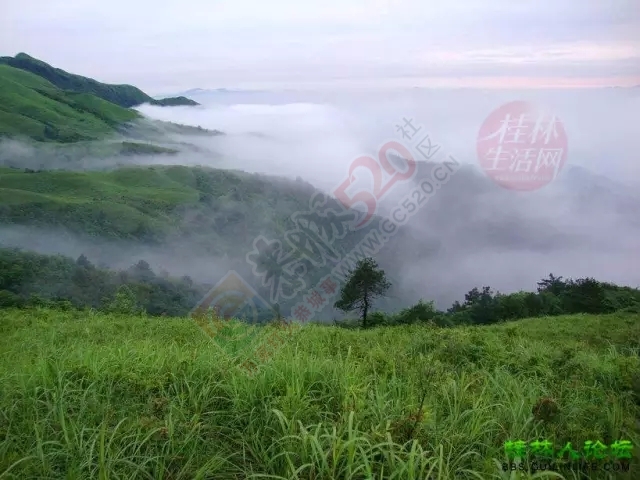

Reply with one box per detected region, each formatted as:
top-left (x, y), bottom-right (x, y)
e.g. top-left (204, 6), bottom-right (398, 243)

top-left (2, 0), bottom-right (638, 93)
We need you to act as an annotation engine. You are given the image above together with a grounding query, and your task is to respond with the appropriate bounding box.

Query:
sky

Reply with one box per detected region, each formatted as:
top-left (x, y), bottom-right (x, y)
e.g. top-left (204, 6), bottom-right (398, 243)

top-left (2, 0), bottom-right (639, 93)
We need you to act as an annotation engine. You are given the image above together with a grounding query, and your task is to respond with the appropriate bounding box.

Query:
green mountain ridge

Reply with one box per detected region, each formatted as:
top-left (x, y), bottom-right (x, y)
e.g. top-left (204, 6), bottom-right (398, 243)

top-left (0, 164), bottom-right (342, 249)
top-left (0, 53), bottom-right (199, 108)
top-left (0, 56), bottom-right (220, 150)
top-left (0, 64), bottom-right (139, 142)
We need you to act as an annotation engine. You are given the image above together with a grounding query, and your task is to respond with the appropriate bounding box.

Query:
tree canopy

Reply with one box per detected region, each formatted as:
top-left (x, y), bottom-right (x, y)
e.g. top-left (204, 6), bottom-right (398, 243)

top-left (334, 257), bottom-right (391, 328)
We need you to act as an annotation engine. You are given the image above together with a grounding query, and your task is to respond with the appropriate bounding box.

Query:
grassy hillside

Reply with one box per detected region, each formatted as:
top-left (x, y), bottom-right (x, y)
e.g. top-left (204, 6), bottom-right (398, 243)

top-left (119, 141), bottom-right (178, 156)
top-left (0, 54), bottom-right (207, 146)
top-left (0, 165), bottom-right (194, 239)
top-left (0, 308), bottom-right (638, 479)
top-left (152, 96), bottom-right (199, 107)
top-left (0, 64), bottom-right (139, 142)
top-left (0, 53), bottom-right (198, 107)
top-left (0, 164), bottom-right (362, 251)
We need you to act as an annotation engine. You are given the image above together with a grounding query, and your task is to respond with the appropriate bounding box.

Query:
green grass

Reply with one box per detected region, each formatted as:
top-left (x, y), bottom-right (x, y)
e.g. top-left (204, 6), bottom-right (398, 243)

top-left (0, 165), bottom-right (333, 249)
top-left (0, 52), bottom-right (198, 108)
top-left (119, 142), bottom-right (179, 156)
top-left (0, 166), bottom-right (199, 239)
top-left (0, 64), bottom-right (138, 143)
top-left (0, 55), bottom-right (213, 148)
top-left (0, 308), bottom-right (638, 479)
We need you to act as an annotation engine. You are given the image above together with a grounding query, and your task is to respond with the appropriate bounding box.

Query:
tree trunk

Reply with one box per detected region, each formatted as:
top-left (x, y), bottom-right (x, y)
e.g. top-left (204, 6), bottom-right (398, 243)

top-left (362, 291), bottom-right (369, 328)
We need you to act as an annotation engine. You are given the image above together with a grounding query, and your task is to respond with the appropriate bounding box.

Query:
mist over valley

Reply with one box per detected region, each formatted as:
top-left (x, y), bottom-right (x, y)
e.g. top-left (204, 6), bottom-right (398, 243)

top-left (2, 85), bottom-right (638, 315)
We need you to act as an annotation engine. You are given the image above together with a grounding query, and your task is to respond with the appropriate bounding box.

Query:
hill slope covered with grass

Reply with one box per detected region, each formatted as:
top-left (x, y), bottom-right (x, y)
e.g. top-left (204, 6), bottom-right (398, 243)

top-left (0, 307), bottom-right (638, 479)
top-left (0, 54), bottom-right (210, 149)
top-left (0, 165), bottom-right (321, 246)
top-left (0, 53), bottom-right (199, 108)
top-left (0, 64), bottom-right (139, 142)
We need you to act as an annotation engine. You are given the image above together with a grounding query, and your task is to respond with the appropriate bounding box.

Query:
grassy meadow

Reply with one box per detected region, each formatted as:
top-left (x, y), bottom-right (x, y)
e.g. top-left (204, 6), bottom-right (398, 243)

top-left (0, 308), bottom-right (638, 479)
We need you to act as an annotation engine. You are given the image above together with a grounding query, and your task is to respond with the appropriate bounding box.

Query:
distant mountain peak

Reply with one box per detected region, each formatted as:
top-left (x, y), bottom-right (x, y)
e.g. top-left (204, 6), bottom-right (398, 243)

top-left (182, 88), bottom-right (209, 95)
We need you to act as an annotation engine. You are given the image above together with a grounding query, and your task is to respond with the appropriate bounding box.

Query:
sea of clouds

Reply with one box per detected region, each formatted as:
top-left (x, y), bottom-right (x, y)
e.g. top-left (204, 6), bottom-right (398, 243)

top-left (1, 86), bottom-right (639, 311)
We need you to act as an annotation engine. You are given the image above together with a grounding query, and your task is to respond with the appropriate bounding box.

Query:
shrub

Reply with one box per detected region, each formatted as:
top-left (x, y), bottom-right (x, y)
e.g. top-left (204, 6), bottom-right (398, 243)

top-left (393, 300), bottom-right (438, 325)
top-left (0, 289), bottom-right (22, 307)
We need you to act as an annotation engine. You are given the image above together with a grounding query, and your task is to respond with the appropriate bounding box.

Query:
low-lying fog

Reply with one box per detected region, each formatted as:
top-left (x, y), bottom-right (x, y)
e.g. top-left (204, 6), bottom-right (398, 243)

top-left (136, 87), bottom-right (640, 191)
top-left (1, 87), bottom-right (639, 312)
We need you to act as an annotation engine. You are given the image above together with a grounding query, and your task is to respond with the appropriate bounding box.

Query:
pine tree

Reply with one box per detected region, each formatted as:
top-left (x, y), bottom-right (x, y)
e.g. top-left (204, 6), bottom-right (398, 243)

top-left (334, 257), bottom-right (391, 328)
